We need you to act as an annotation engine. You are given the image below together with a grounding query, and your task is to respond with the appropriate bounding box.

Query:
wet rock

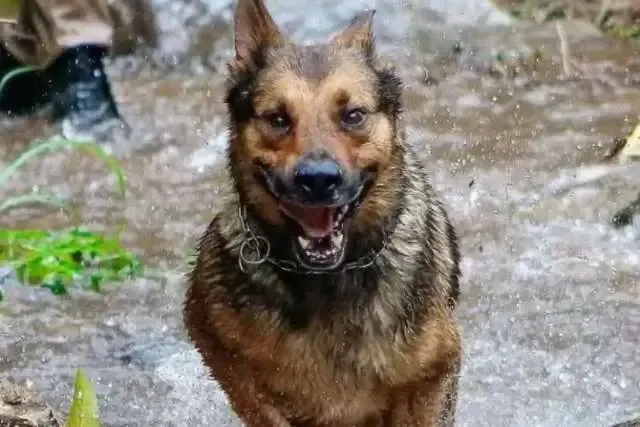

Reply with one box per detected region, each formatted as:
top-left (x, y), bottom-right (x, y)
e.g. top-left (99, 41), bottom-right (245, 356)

top-left (0, 381), bottom-right (60, 427)
top-left (612, 192), bottom-right (640, 228)
top-left (612, 418), bottom-right (640, 427)
top-left (603, 137), bottom-right (629, 162)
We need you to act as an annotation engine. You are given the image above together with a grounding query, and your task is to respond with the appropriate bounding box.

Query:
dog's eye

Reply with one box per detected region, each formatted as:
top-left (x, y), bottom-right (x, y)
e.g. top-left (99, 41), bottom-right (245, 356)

top-left (341, 108), bottom-right (367, 128)
top-left (263, 112), bottom-right (291, 132)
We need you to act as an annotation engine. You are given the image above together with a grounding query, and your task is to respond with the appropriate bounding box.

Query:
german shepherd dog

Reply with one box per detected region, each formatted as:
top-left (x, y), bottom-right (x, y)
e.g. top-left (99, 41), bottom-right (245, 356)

top-left (184, 0), bottom-right (462, 425)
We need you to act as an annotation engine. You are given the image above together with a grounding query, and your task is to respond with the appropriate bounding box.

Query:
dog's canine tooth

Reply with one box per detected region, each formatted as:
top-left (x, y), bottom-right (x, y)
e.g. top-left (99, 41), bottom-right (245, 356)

top-left (297, 236), bottom-right (311, 250)
top-left (331, 232), bottom-right (343, 248)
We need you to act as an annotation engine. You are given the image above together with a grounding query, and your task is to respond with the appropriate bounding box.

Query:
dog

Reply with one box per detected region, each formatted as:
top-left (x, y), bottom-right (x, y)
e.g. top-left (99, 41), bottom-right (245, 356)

top-left (184, 0), bottom-right (462, 425)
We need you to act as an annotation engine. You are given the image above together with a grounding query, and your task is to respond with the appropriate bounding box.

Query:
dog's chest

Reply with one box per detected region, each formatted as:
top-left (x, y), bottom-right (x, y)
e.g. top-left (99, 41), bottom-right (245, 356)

top-left (263, 328), bottom-right (392, 422)
top-left (254, 316), bottom-right (420, 423)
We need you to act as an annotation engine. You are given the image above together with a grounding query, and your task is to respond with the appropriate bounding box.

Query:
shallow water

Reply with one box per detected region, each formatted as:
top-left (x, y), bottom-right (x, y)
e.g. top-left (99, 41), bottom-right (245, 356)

top-left (1, 1), bottom-right (639, 426)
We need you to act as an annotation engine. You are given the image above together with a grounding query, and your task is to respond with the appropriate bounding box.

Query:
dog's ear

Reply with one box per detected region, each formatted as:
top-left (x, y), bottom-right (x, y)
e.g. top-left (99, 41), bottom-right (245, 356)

top-left (232, 0), bottom-right (283, 72)
top-left (330, 10), bottom-right (376, 56)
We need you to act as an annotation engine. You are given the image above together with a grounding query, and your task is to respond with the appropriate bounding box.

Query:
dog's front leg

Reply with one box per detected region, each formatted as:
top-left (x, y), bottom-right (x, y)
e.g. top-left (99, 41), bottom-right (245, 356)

top-left (204, 355), bottom-right (292, 427)
top-left (190, 331), bottom-right (291, 426)
top-left (227, 398), bottom-right (292, 427)
top-left (383, 373), bottom-right (458, 427)
top-left (205, 357), bottom-right (291, 426)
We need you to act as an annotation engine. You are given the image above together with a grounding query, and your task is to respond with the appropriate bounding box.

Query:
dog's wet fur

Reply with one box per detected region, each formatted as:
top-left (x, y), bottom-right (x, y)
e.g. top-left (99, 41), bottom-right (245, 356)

top-left (184, 0), bottom-right (462, 425)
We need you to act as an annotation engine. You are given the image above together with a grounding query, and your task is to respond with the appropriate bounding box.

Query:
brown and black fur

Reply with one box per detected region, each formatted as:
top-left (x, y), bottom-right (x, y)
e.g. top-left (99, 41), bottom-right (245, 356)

top-left (184, 0), bottom-right (462, 426)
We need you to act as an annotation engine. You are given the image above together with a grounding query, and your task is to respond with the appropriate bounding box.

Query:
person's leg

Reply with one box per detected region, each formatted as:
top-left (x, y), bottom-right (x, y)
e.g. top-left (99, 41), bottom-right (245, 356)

top-left (0, 0), bottom-right (157, 139)
top-left (0, 43), bottom-right (51, 116)
top-left (49, 43), bottom-right (127, 140)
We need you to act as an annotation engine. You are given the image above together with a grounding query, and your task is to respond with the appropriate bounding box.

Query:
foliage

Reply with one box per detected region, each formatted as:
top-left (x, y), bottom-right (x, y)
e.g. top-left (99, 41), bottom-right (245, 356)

top-left (0, 137), bottom-right (142, 300)
top-left (0, 228), bottom-right (142, 296)
top-left (67, 368), bottom-right (102, 427)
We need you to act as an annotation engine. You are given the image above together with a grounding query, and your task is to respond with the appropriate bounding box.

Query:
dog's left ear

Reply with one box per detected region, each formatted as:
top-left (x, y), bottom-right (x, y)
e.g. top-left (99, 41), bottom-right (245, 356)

top-left (330, 10), bottom-right (376, 56)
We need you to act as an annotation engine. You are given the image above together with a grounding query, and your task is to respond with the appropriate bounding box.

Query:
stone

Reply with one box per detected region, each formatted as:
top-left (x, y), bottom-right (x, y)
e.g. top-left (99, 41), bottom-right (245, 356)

top-left (612, 418), bottom-right (640, 427)
top-left (0, 381), bottom-right (60, 427)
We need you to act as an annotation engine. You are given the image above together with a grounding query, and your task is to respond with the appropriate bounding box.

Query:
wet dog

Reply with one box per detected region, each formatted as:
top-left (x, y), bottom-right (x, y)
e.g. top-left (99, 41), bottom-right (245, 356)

top-left (184, 0), bottom-right (462, 425)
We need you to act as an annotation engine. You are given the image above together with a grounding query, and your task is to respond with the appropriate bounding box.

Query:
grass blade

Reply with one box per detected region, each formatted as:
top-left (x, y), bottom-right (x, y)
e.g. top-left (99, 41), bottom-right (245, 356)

top-left (0, 66), bottom-right (34, 99)
top-left (0, 137), bottom-right (127, 200)
top-left (67, 368), bottom-right (102, 427)
top-left (0, 192), bottom-right (68, 214)
top-left (74, 142), bottom-right (127, 199)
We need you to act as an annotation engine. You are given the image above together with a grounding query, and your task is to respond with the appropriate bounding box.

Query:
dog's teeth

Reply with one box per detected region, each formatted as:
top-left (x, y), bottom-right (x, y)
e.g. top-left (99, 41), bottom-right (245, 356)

top-left (298, 236), bottom-right (311, 250)
top-left (299, 232), bottom-right (344, 262)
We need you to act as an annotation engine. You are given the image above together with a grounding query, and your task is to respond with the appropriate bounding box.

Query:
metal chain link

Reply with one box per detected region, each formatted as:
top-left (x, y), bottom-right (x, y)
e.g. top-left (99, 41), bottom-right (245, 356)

top-left (237, 206), bottom-right (388, 275)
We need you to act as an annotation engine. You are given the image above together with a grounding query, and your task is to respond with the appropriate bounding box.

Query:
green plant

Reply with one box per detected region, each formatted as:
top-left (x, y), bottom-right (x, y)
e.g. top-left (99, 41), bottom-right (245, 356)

top-left (0, 66), bottom-right (35, 99)
top-left (0, 137), bottom-right (142, 300)
top-left (67, 368), bottom-right (102, 427)
top-left (0, 137), bottom-right (126, 213)
top-left (0, 228), bottom-right (142, 297)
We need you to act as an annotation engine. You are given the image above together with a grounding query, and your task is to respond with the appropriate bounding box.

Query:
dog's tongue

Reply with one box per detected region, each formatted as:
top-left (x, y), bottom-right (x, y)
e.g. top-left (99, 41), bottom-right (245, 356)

top-left (281, 204), bottom-right (334, 238)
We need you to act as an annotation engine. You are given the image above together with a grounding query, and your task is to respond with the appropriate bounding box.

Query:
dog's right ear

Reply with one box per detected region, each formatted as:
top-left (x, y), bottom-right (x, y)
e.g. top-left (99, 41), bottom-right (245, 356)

top-left (231, 0), bottom-right (283, 73)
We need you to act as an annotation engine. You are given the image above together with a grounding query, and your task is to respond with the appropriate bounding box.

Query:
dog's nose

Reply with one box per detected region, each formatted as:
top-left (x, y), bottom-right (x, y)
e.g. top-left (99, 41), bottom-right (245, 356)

top-left (294, 157), bottom-right (344, 203)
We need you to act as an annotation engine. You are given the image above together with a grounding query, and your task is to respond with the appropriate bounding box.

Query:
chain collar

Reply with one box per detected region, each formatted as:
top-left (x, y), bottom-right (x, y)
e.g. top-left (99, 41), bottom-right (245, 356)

top-left (237, 206), bottom-right (388, 275)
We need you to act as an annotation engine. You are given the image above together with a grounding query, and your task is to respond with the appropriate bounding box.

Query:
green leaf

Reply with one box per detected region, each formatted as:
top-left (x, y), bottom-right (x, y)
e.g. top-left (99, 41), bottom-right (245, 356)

top-left (617, 124), bottom-right (640, 163)
top-left (0, 228), bottom-right (142, 296)
top-left (67, 368), bottom-right (102, 427)
top-left (42, 277), bottom-right (68, 296)
top-left (0, 137), bottom-right (137, 299)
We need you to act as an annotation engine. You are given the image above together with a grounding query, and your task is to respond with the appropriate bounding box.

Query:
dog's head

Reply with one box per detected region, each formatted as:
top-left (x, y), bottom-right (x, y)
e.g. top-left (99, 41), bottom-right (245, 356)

top-left (225, 0), bottom-right (403, 271)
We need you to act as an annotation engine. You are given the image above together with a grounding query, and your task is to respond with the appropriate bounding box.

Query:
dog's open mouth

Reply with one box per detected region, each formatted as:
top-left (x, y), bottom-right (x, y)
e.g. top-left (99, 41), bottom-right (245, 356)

top-left (279, 202), bottom-right (352, 268)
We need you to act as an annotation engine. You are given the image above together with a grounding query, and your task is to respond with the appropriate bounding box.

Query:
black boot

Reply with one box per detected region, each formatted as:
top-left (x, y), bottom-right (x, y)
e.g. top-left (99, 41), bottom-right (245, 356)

top-left (0, 44), bottom-right (51, 116)
top-left (47, 44), bottom-right (129, 141)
